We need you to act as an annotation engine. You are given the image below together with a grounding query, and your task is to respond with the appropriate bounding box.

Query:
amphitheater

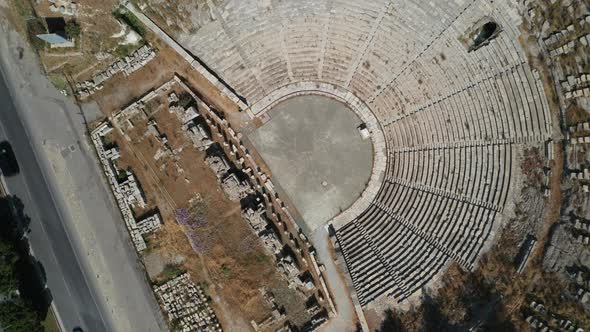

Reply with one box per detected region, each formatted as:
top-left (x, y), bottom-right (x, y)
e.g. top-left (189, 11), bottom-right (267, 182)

top-left (171, 0), bottom-right (554, 308)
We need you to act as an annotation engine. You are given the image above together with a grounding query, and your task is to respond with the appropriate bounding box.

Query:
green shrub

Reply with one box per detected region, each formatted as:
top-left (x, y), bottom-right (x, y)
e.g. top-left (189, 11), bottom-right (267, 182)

top-left (48, 74), bottom-right (69, 93)
top-left (113, 42), bottom-right (143, 59)
top-left (65, 21), bottom-right (81, 39)
top-left (116, 170), bottom-right (128, 182)
top-left (0, 299), bottom-right (41, 332)
top-left (27, 18), bottom-right (46, 51)
top-left (219, 265), bottom-right (232, 278)
top-left (0, 241), bottom-right (19, 295)
top-left (161, 264), bottom-right (185, 281)
top-left (12, 0), bottom-right (34, 18)
top-left (114, 8), bottom-right (146, 37)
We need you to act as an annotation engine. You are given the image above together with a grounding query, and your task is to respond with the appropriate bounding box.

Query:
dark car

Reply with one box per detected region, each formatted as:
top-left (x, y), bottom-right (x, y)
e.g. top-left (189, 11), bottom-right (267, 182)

top-left (0, 141), bottom-right (19, 176)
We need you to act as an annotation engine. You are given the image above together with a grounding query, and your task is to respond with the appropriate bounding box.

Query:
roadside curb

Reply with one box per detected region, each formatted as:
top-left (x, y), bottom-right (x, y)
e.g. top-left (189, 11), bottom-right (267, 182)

top-left (0, 171), bottom-right (8, 196)
top-left (49, 303), bottom-right (66, 332)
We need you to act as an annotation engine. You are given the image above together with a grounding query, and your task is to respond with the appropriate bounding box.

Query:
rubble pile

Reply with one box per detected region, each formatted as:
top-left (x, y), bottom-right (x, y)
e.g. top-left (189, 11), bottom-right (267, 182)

top-left (562, 74), bottom-right (590, 100)
top-left (567, 121), bottom-right (590, 151)
top-left (118, 171), bottom-right (146, 209)
top-left (525, 300), bottom-right (585, 332)
top-left (91, 123), bottom-right (161, 251)
top-left (168, 100), bottom-right (213, 151)
top-left (186, 123), bottom-right (213, 151)
top-left (220, 173), bottom-right (251, 201)
top-left (565, 121), bottom-right (590, 192)
top-left (544, 15), bottom-right (590, 57)
top-left (250, 289), bottom-right (286, 331)
top-left (155, 273), bottom-right (222, 332)
top-left (77, 45), bottom-right (156, 98)
top-left (170, 104), bottom-right (199, 125)
top-left (136, 214), bottom-right (162, 236)
top-left (242, 204), bottom-right (269, 235)
top-left (47, 0), bottom-right (79, 16)
top-left (205, 154), bottom-right (230, 179)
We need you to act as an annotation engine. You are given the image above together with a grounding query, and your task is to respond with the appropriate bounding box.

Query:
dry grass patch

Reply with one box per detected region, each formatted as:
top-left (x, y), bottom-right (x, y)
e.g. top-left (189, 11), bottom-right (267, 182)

top-left (565, 104), bottom-right (590, 127)
top-left (100, 95), bottom-right (290, 327)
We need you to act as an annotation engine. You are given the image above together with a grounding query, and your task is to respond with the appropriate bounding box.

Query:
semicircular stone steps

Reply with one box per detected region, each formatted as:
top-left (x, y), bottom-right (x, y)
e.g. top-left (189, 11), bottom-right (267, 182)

top-left (179, 0), bottom-right (552, 306)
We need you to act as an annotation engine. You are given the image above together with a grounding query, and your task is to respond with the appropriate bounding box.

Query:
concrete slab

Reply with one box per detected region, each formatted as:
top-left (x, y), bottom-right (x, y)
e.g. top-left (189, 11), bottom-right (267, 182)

top-left (248, 95), bottom-right (373, 233)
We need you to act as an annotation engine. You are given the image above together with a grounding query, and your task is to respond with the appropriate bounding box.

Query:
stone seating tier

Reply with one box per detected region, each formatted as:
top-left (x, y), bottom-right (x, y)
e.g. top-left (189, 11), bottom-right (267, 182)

top-left (173, 0), bottom-right (552, 306)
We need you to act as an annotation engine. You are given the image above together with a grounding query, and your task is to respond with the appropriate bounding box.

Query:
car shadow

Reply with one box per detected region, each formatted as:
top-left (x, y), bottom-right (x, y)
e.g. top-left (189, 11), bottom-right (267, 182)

top-left (0, 194), bottom-right (53, 320)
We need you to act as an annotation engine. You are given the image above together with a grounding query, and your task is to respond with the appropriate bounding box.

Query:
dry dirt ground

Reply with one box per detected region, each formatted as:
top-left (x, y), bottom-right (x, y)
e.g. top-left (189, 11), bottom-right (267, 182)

top-left (25, 0), bottom-right (142, 78)
top-left (103, 108), bottom-right (270, 327)
top-left (93, 78), bottom-right (312, 330)
top-left (10, 0), bottom-right (221, 88)
top-left (93, 38), bottom-right (240, 116)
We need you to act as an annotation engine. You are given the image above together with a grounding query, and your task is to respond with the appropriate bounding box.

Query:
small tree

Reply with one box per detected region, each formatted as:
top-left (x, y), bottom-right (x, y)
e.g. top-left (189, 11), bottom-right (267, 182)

top-left (65, 21), bottom-right (81, 39)
top-left (0, 299), bottom-right (41, 331)
top-left (0, 241), bottom-right (19, 295)
top-left (28, 18), bottom-right (47, 51)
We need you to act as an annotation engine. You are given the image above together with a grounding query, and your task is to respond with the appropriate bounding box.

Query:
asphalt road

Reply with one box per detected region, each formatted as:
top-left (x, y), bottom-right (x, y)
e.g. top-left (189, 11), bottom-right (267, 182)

top-left (0, 13), bottom-right (166, 332)
top-left (0, 69), bottom-right (108, 331)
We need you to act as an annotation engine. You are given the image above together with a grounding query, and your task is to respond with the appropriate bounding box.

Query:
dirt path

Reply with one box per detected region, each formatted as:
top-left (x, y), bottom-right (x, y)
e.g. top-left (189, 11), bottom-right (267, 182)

top-left (312, 228), bottom-right (359, 332)
top-left (222, 204), bottom-right (241, 218)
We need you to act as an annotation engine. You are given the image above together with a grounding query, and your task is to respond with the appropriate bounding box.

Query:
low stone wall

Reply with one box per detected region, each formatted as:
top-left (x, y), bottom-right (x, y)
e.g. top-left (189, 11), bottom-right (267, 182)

top-left (123, 1), bottom-right (248, 111)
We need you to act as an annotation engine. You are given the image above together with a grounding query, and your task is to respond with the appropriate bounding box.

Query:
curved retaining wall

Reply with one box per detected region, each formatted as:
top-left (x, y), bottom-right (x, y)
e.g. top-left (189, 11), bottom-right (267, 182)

top-left (248, 81), bottom-right (387, 230)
